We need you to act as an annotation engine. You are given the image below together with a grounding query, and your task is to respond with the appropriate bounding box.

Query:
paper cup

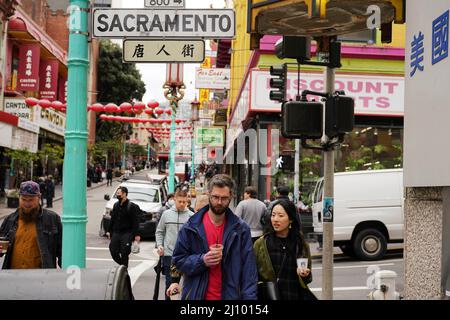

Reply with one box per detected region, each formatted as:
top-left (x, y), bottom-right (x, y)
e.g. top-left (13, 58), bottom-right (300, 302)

top-left (297, 258), bottom-right (308, 270)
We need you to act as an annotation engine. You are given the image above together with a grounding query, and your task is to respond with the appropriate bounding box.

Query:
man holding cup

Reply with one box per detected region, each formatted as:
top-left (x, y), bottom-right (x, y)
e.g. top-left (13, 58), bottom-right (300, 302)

top-left (0, 181), bottom-right (62, 269)
top-left (172, 174), bottom-right (258, 300)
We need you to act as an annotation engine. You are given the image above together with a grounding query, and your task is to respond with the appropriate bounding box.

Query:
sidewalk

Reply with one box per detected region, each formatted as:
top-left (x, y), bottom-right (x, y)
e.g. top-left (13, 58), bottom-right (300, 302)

top-left (0, 174), bottom-right (124, 220)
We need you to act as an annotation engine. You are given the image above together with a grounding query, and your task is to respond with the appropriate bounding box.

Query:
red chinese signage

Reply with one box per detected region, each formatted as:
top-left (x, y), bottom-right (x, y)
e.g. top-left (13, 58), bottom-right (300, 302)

top-left (39, 60), bottom-right (59, 100)
top-left (17, 44), bottom-right (40, 91)
top-left (58, 76), bottom-right (67, 103)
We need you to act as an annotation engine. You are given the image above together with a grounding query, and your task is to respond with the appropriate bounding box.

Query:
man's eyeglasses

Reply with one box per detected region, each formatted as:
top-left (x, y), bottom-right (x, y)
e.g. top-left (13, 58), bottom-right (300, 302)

top-left (210, 195), bottom-right (231, 203)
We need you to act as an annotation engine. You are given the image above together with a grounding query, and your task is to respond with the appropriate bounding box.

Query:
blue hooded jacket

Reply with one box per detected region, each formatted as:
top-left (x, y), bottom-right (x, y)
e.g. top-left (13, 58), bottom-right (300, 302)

top-left (172, 205), bottom-right (258, 300)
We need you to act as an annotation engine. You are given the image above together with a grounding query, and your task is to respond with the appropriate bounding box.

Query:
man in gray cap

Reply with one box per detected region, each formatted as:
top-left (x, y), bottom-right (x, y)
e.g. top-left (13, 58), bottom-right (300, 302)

top-left (0, 181), bottom-right (62, 269)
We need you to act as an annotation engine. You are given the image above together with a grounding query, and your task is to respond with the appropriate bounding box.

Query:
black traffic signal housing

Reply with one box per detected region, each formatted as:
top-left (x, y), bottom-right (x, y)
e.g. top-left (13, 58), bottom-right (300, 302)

top-left (275, 36), bottom-right (311, 62)
top-left (325, 93), bottom-right (355, 139)
top-left (269, 63), bottom-right (287, 103)
top-left (281, 100), bottom-right (323, 139)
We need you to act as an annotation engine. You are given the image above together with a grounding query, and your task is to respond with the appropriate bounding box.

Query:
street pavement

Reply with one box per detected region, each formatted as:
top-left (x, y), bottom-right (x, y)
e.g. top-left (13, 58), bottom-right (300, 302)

top-left (0, 169), bottom-right (405, 300)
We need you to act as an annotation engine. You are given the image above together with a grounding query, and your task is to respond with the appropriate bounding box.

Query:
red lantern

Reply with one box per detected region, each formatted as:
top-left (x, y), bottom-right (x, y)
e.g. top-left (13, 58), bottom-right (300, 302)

top-left (165, 108), bottom-right (172, 115)
top-left (144, 109), bottom-right (153, 116)
top-left (147, 101), bottom-right (159, 109)
top-left (100, 114), bottom-right (108, 120)
top-left (51, 100), bottom-right (64, 111)
top-left (90, 103), bottom-right (104, 112)
top-left (38, 99), bottom-right (52, 109)
top-left (120, 102), bottom-right (133, 113)
top-left (133, 102), bottom-right (145, 114)
top-left (25, 97), bottom-right (39, 107)
top-left (154, 108), bottom-right (164, 115)
top-left (105, 103), bottom-right (119, 113)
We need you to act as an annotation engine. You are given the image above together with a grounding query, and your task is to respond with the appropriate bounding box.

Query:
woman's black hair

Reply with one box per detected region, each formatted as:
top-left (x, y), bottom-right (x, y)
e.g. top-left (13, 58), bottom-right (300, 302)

top-left (268, 198), bottom-right (303, 255)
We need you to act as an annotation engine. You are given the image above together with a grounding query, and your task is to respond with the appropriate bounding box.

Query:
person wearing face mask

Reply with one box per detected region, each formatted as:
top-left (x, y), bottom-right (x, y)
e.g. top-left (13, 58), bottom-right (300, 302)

top-left (157, 193), bottom-right (175, 224)
top-left (0, 181), bottom-right (62, 269)
top-left (155, 189), bottom-right (193, 300)
top-left (106, 186), bottom-right (141, 268)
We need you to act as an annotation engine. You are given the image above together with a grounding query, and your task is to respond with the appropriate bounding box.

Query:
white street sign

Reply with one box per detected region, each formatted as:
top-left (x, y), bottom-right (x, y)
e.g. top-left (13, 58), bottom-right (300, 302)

top-left (92, 9), bottom-right (235, 39)
top-left (144, 0), bottom-right (185, 8)
top-left (123, 39), bottom-right (205, 63)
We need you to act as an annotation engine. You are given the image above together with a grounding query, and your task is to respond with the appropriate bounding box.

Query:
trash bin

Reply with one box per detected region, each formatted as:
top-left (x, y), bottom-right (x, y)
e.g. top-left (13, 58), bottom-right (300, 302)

top-left (0, 266), bottom-right (133, 300)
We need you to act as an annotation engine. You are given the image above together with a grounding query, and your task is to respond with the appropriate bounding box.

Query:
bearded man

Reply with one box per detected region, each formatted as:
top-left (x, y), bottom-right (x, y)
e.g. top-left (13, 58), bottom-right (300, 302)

top-left (172, 174), bottom-right (257, 300)
top-left (0, 181), bottom-right (62, 269)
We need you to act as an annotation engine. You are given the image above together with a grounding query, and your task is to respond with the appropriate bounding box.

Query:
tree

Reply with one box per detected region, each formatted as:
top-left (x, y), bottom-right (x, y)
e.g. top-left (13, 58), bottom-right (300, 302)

top-left (37, 143), bottom-right (64, 176)
top-left (96, 40), bottom-right (146, 143)
top-left (4, 148), bottom-right (39, 188)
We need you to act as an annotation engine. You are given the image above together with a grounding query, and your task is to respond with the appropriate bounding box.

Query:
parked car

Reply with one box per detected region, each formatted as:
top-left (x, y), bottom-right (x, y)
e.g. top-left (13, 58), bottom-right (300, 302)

top-left (99, 180), bottom-right (166, 239)
top-left (310, 169), bottom-right (404, 261)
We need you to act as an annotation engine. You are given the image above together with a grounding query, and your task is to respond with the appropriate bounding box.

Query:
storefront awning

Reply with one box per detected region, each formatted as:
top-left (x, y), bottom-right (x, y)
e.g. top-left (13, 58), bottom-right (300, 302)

top-left (8, 8), bottom-right (67, 65)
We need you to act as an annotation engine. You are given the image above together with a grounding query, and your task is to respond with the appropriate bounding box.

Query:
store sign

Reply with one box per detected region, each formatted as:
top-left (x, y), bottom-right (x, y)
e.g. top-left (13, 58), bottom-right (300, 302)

top-left (404, 0), bottom-right (450, 187)
top-left (145, 0), bottom-right (185, 8)
top-left (58, 76), bottom-right (68, 103)
top-left (4, 98), bottom-right (32, 120)
top-left (92, 9), bottom-right (235, 39)
top-left (123, 39), bottom-right (205, 63)
top-left (250, 70), bottom-right (405, 116)
top-left (18, 118), bottom-right (40, 134)
top-left (195, 68), bottom-right (231, 90)
top-left (17, 44), bottom-right (41, 91)
top-left (195, 126), bottom-right (224, 147)
top-left (39, 60), bottom-right (59, 101)
top-left (38, 106), bottom-right (66, 136)
top-left (12, 128), bottom-right (38, 153)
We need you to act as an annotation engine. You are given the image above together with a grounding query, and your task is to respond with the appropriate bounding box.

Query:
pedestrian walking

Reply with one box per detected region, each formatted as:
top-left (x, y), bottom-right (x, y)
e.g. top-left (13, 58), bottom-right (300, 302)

top-left (253, 199), bottom-right (316, 300)
top-left (155, 189), bottom-right (193, 300)
top-left (38, 177), bottom-right (46, 207)
top-left (172, 174), bottom-right (258, 300)
top-left (106, 186), bottom-right (141, 267)
top-left (45, 175), bottom-right (55, 208)
top-left (106, 168), bottom-right (113, 186)
top-left (235, 186), bottom-right (267, 243)
top-left (157, 193), bottom-right (175, 223)
top-left (0, 181), bottom-right (62, 269)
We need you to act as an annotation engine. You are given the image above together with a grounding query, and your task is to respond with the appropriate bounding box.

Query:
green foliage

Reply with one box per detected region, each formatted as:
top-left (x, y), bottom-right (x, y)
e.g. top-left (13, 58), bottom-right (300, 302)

top-left (38, 143), bottom-right (64, 166)
top-left (96, 40), bottom-right (146, 143)
top-left (4, 148), bottom-right (39, 188)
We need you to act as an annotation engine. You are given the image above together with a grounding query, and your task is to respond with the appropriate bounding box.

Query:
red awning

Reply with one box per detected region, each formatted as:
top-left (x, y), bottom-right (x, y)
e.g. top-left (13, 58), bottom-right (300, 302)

top-left (8, 8), bottom-right (67, 65)
top-left (0, 110), bottom-right (18, 126)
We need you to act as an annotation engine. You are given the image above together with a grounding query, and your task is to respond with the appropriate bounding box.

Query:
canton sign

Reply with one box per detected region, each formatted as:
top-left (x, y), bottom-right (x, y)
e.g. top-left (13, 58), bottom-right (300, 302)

top-left (123, 39), bottom-right (205, 63)
top-left (144, 0), bottom-right (185, 8)
top-left (92, 9), bottom-right (235, 39)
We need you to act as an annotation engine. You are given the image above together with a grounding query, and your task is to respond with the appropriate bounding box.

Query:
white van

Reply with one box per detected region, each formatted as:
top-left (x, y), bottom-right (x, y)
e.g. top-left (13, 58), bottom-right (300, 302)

top-left (311, 169), bottom-right (403, 261)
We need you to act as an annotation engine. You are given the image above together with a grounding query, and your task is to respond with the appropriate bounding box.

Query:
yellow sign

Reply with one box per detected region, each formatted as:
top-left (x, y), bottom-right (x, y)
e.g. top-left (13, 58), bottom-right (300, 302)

top-left (202, 57), bottom-right (211, 68)
top-left (199, 89), bottom-right (209, 109)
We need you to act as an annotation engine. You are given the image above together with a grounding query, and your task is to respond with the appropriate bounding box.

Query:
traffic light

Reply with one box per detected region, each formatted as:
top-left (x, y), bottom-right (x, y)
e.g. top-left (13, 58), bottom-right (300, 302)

top-left (281, 100), bottom-right (323, 139)
top-left (275, 36), bottom-right (311, 62)
top-left (325, 93), bottom-right (354, 138)
top-left (269, 64), bottom-right (287, 103)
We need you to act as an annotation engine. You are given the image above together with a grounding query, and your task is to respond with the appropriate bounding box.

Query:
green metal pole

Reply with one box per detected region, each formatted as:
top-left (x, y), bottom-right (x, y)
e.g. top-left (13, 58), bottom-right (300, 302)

top-left (147, 143), bottom-right (150, 165)
top-left (191, 122), bottom-right (195, 183)
top-left (122, 137), bottom-right (126, 170)
top-left (62, 0), bottom-right (89, 268)
top-left (168, 101), bottom-right (176, 193)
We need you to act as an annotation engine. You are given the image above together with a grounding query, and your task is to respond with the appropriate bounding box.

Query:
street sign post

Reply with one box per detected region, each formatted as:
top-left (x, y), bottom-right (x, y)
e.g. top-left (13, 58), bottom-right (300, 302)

top-left (123, 39), bottom-right (205, 63)
top-left (92, 9), bottom-right (235, 39)
top-left (145, 0), bottom-right (185, 8)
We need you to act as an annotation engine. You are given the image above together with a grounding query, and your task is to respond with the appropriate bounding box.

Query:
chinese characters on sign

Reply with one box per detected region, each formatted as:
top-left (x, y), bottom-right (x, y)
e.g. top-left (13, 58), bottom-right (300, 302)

top-left (432, 10), bottom-right (449, 65)
top-left (17, 44), bottom-right (40, 91)
top-left (39, 60), bottom-right (59, 100)
top-left (123, 40), bottom-right (205, 63)
top-left (410, 32), bottom-right (424, 77)
top-left (410, 9), bottom-right (449, 77)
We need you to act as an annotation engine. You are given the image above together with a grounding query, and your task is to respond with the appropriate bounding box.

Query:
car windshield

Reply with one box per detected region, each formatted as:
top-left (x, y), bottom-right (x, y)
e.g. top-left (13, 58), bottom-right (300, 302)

top-left (114, 186), bottom-right (159, 203)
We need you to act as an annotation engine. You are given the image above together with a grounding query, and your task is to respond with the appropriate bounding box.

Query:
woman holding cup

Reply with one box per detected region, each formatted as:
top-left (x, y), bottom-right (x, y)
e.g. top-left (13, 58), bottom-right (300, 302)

top-left (253, 199), bottom-right (317, 300)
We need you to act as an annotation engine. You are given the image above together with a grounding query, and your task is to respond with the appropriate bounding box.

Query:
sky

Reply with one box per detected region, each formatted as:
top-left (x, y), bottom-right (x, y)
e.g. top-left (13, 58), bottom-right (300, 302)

top-left (113, 0), bottom-right (229, 104)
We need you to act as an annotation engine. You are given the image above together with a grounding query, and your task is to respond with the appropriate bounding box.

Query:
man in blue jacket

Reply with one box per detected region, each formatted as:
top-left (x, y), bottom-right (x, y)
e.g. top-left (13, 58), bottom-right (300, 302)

top-left (172, 174), bottom-right (257, 300)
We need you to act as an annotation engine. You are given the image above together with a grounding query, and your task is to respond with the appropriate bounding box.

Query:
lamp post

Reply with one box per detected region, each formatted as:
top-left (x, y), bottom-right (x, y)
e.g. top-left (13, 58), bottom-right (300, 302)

top-left (164, 63), bottom-right (185, 193)
top-left (62, 0), bottom-right (89, 268)
top-left (190, 98), bottom-right (200, 185)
